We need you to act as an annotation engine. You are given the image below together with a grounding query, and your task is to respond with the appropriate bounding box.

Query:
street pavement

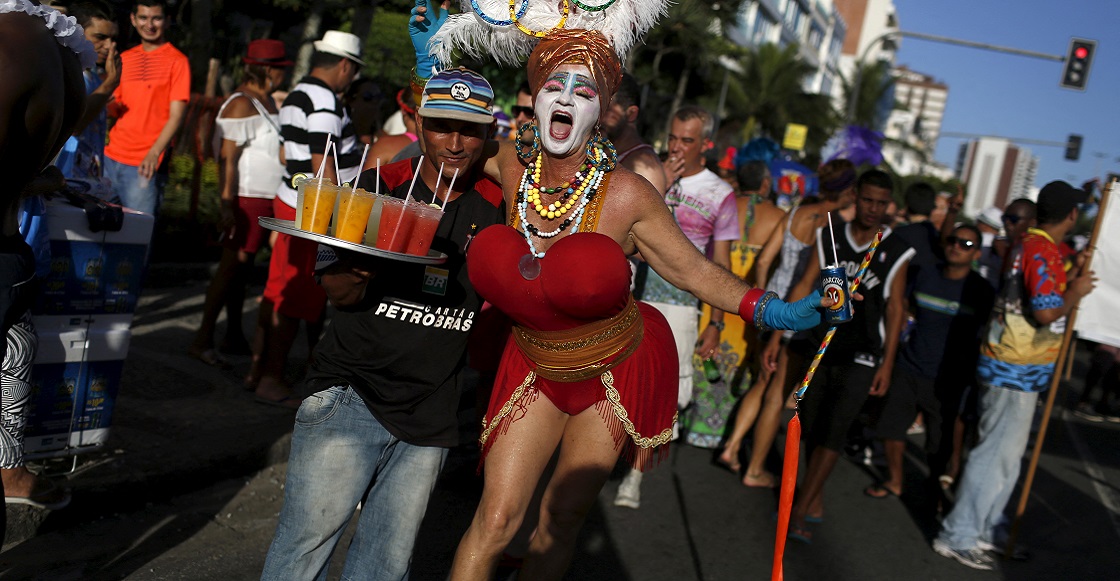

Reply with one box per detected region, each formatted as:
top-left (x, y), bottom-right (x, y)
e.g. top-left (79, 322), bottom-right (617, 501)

top-left (1, 269), bottom-right (1118, 580)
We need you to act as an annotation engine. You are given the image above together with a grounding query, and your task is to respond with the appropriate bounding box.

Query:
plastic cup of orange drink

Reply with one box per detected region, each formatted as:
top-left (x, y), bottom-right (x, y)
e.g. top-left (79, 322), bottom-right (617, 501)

top-left (335, 187), bottom-right (377, 243)
top-left (406, 204), bottom-right (443, 256)
top-left (298, 177), bottom-right (339, 234)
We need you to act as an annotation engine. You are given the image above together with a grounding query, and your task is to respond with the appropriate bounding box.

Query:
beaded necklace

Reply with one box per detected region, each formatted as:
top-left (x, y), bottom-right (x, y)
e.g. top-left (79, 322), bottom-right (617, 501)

top-left (471, 0), bottom-right (529, 26)
top-left (525, 156), bottom-right (596, 220)
top-left (510, 0), bottom-right (569, 38)
top-left (515, 150), bottom-right (607, 278)
top-left (571, 0), bottom-right (618, 11)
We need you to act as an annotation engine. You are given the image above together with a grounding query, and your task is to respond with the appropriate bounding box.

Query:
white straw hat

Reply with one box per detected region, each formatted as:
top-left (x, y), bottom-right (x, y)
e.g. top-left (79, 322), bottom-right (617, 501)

top-left (314, 30), bottom-right (365, 66)
top-left (978, 207), bottom-right (1003, 229)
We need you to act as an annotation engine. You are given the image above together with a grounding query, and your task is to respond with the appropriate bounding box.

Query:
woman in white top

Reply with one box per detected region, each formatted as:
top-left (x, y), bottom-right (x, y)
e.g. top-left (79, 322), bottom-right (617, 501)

top-left (190, 39), bottom-right (289, 372)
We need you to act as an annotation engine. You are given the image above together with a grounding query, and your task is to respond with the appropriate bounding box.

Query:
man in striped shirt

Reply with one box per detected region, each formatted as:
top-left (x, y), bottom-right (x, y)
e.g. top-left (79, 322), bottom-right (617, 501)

top-left (252, 31), bottom-right (363, 408)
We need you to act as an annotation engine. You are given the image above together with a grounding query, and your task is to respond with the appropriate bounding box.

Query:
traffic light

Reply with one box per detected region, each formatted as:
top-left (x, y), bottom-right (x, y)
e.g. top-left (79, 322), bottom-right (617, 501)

top-left (1065, 134), bottom-right (1082, 161)
top-left (1060, 39), bottom-right (1096, 90)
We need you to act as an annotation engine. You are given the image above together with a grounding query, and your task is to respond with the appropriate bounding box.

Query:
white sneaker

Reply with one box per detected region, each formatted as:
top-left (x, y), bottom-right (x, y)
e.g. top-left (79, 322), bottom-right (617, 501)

top-left (933, 539), bottom-right (995, 570)
top-left (976, 538), bottom-right (1030, 560)
top-left (614, 470), bottom-right (643, 509)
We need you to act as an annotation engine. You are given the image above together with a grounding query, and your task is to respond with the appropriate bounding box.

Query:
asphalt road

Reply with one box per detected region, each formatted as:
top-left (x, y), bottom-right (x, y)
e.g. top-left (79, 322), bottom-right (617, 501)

top-left (1, 276), bottom-right (1117, 580)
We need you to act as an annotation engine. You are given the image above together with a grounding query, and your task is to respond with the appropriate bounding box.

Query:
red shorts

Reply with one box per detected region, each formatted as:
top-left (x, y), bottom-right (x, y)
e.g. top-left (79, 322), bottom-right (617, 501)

top-left (262, 199), bottom-right (326, 322)
top-left (225, 196), bottom-right (274, 254)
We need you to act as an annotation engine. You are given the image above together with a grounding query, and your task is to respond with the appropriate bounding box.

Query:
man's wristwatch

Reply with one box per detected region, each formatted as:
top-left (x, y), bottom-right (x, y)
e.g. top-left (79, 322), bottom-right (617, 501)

top-left (709, 320), bottom-right (725, 332)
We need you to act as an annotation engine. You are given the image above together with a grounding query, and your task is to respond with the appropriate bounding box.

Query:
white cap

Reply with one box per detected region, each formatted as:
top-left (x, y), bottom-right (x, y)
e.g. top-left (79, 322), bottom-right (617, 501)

top-left (978, 207), bottom-right (1002, 229)
top-left (314, 30), bottom-right (365, 66)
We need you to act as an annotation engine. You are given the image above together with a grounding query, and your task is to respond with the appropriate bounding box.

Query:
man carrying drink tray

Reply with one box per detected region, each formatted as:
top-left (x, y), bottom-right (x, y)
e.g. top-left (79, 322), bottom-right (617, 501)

top-left (260, 66), bottom-right (505, 580)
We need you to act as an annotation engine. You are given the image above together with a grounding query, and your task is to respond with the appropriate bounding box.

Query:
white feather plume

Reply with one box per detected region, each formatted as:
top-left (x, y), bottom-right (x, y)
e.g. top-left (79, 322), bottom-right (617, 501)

top-left (431, 0), bottom-right (670, 67)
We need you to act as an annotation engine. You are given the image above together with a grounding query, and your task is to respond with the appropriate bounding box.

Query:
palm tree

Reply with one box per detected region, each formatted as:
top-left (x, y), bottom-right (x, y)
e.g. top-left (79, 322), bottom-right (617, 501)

top-left (630, 0), bottom-right (745, 142)
top-left (723, 43), bottom-right (839, 156)
top-left (735, 43), bottom-right (815, 139)
top-left (841, 59), bottom-right (896, 130)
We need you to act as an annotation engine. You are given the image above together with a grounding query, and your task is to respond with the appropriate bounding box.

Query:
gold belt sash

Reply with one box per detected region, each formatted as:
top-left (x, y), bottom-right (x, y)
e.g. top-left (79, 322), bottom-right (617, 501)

top-left (511, 296), bottom-right (643, 382)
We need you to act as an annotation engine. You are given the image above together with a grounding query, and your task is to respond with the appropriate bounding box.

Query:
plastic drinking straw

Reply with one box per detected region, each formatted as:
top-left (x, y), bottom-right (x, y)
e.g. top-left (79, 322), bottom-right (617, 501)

top-left (314, 134), bottom-right (333, 179)
top-left (404, 155), bottom-right (424, 203)
top-left (443, 168), bottom-right (460, 212)
top-left (375, 158), bottom-right (381, 195)
top-left (356, 143), bottom-right (370, 185)
top-left (432, 163), bottom-right (445, 206)
top-left (827, 211), bottom-right (840, 268)
top-left (331, 141), bottom-right (340, 185)
top-left (389, 155), bottom-right (425, 249)
top-left (772, 228), bottom-right (883, 581)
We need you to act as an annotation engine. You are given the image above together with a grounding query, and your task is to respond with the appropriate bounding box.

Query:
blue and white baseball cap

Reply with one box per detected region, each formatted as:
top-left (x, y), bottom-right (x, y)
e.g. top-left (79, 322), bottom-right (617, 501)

top-left (418, 67), bottom-right (495, 125)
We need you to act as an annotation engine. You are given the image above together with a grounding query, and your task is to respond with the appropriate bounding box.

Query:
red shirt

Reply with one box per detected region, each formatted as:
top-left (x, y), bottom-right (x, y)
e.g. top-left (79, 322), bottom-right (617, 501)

top-left (106, 42), bottom-right (190, 166)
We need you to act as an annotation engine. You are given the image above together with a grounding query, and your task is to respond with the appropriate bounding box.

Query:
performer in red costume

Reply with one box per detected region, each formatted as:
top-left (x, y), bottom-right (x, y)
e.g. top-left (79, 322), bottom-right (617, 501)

top-left (401, 21), bottom-right (828, 580)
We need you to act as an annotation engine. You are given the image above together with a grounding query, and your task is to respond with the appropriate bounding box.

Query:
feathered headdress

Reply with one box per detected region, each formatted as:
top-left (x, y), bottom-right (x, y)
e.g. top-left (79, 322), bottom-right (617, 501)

top-left (431, 0), bottom-right (669, 68)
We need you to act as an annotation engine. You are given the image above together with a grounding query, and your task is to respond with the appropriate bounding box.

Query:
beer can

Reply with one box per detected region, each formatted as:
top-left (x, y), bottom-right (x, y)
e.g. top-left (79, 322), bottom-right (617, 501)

top-left (820, 266), bottom-right (853, 324)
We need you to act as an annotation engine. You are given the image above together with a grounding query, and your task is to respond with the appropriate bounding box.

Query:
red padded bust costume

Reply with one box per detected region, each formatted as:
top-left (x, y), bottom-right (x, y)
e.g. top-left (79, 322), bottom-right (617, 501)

top-left (468, 199), bottom-right (678, 470)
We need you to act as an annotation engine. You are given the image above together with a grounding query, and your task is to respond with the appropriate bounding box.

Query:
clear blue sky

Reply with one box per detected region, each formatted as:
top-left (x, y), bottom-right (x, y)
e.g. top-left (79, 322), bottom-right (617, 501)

top-left (893, 0), bottom-right (1118, 188)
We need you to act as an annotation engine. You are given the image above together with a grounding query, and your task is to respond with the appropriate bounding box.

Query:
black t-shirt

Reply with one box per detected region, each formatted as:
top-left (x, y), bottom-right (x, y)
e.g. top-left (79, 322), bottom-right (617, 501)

top-left (306, 158), bottom-right (505, 447)
top-left (893, 220), bottom-right (943, 285)
top-left (795, 224), bottom-right (915, 367)
top-left (897, 266), bottom-right (994, 382)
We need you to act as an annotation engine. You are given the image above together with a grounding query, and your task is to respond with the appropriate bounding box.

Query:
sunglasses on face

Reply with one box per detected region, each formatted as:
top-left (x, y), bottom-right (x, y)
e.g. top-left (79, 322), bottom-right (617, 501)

top-left (1002, 214), bottom-right (1023, 225)
top-left (946, 235), bottom-right (977, 250)
top-left (510, 106), bottom-right (535, 118)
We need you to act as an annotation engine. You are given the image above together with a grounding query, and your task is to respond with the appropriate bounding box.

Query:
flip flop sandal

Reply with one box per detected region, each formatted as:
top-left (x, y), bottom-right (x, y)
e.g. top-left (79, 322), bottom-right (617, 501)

top-left (188, 348), bottom-right (231, 369)
top-left (5, 479), bottom-right (71, 510)
top-left (864, 484), bottom-right (901, 499)
top-left (788, 523), bottom-right (813, 544)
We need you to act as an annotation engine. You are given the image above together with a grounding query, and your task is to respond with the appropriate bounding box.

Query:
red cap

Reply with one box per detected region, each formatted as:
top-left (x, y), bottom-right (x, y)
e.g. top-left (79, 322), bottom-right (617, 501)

top-left (243, 39), bottom-right (293, 67)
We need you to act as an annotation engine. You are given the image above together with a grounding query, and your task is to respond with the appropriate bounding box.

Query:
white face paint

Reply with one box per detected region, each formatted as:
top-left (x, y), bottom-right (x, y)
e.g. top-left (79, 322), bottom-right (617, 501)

top-left (534, 64), bottom-right (601, 158)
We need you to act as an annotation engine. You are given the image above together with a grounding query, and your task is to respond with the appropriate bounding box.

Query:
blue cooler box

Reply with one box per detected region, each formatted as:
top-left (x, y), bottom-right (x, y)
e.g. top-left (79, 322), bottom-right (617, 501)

top-left (24, 316), bottom-right (131, 455)
top-left (24, 198), bottom-right (152, 457)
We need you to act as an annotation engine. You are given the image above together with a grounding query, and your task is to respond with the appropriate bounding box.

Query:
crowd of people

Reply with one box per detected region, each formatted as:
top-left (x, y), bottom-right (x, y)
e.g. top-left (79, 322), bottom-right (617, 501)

top-left (0, 0), bottom-right (1109, 578)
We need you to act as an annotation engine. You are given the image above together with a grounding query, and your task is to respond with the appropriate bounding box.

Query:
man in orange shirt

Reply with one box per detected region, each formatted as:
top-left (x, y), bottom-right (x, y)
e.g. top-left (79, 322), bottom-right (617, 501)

top-left (103, 0), bottom-right (189, 216)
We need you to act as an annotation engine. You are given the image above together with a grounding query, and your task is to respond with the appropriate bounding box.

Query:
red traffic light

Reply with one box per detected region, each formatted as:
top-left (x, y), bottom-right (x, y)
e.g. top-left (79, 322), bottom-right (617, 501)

top-left (1061, 38), bottom-right (1097, 90)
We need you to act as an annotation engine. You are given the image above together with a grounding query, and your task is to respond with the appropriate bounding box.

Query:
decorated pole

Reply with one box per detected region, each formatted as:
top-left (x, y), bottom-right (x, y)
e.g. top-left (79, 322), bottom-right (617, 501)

top-left (772, 230), bottom-right (882, 581)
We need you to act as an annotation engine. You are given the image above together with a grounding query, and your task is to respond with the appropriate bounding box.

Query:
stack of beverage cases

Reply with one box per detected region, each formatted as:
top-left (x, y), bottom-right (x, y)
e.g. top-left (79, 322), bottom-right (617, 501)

top-left (292, 153), bottom-right (445, 257)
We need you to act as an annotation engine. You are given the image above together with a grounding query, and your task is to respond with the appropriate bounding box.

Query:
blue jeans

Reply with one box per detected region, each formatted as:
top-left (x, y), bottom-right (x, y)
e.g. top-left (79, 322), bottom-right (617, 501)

top-left (103, 156), bottom-right (165, 216)
top-left (261, 385), bottom-right (448, 581)
top-left (937, 383), bottom-right (1039, 550)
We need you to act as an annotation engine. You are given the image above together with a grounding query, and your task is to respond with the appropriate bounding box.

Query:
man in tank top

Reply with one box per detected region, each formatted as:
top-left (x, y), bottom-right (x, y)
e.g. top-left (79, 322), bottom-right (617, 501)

top-left (782, 169), bottom-right (915, 543)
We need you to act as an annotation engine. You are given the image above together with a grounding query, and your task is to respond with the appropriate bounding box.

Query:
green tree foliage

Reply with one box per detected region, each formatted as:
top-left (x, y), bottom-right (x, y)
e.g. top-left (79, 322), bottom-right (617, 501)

top-left (364, 9), bottom-right (416, 90)
top-left (629, 0), bottom-right (745, 143)
top-left (842, 60), bottom-right (895, 130)
top-left (728, 43), bottom-right (839, 154)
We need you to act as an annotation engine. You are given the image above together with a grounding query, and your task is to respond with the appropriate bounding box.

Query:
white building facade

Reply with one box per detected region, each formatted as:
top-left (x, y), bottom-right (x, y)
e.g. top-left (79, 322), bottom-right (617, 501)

top-left (882, 66), bottom-right (953, 179)
top-left (833, 0), bottom-right (899, 116)
top-left (956, 137), bottom-right (1040, 218)
top-left (728, 0), bottom-right (847, 97)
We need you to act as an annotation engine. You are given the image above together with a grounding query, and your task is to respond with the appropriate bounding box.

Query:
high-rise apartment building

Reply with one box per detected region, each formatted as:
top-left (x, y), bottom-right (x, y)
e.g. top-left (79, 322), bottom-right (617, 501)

top-left (957, 138), bottom-right (1039, 217)
top-left (883, 66), bottom-right (952, 178)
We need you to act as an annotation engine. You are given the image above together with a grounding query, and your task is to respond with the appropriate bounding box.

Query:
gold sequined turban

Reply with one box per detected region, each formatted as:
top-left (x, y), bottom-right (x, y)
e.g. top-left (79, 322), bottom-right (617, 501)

top-left (526, 29), bottom-right (621, 114)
